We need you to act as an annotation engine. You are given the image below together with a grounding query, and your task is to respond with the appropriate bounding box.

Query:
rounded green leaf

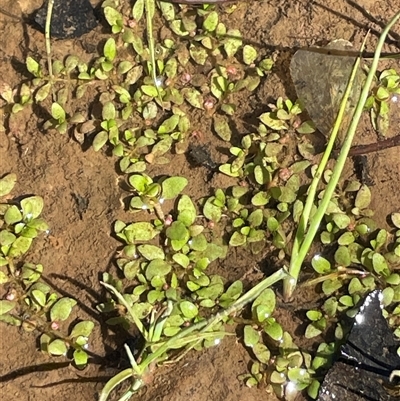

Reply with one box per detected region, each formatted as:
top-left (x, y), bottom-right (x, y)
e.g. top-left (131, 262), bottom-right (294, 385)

top-left (203, 197), bottom-right (222, 222)
top-left (35, 83), bottom-right (51, 102)
top-left (355, 185), bottom-right (371, 209)
top-left (161, 177), bottom-right (188, 200)
top-left (224, 29), bottom-right (242, 58)
top-left (338, 232), bottom-right (355, 246)
top-left (137, 245), bottom-right (165, 260)
top-left (21, 196), bottom-right (44, 219)
top-left (252, 288), bottom-right (276, 317)
top-left (0, 300), bottom-right (16, 315)
top-left (177, 195), bottom-right (197, 227)
top-left (93, 131), bottom-right (108, 152)
top-left (4, 205), bottom-right (22, 225)
top-left (70, 321), bottom-right (95, 338)
top-left (339, 295), bottom-right (354, 307)
top-left (203, 11), bottom-right (218, 31)
top-left (102, 101), bottom-right (116, 121)
top-left (0, 230), bottom-right (16, 246)
top-left (141, 85), bottom-right (158, 97)
top-left (104, 38), bottom-right (117, 62)
top-left (391, 213), bottom-right (400, 228)
top-left (172, 253), bottom-right (190, 268)
top-left (51, 102), bottom-right (66, 121)
top-left (229, 231), bottom-right (246, 246)
top-left (31, 289), bottom-right (46, 307)
top-left (8, 236), bottom-right (32, 257)
top-left (251, 192), bottom-right (270, 206)
top-left (311, 255), bottom-right (331, 274)
top-left (264, 321), bottom-right (283, 341)
top-left (307, 379), bottom-right (321, 399)
top-left (48, 339), bottom-right (68, 356)
top-left (179, 301), bottom-right (198, 319)
top-left (182, 88), bottom-right (204, 109)
top-left (26, 56), bottom-right (40, 76)
top-left (213, 116), bottom-right (231, 141)
top-left (50, 298), bottom-right (77, 321)
top-left (158, 115), bottom-right (180, 134)
top-left (104, 6), bottom-right (123, 25)
top-left (145, 259), bottom-right (171, 280)
top-left (332, 213), bottom-right (351, 229)
top-left (305, 323), bottom-right (323, 339)
top-left (334, 246), bottom-right (351, 266)
top-left (253, 343), bottom-right (270, 363)
top-left (243, 45), bottom-right (257, 65)
top-left (322, 279), bottom-right (343, 296)
top-left (124, 222), bottom-right (157, 242)
top-left (166, 221), bottom-right (189, 241)
top-left (372, 252), bottom-right (389, 275)
top-left (73, 349), bottom-right (88, 367)
top-left (244, 325), bottom-right (259, 347)
top-left (0, 173), bottom-right (17, 197)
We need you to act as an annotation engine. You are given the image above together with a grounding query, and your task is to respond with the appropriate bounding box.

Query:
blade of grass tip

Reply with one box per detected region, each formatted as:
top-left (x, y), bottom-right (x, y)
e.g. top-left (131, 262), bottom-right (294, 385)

top-left (284, 37), bottom-right (365, 300)
top-left (285, 10), bottom-right (400, 302)
top-left (100, 281), bottom-right (148, 340)
top-left (45, 0), bottom-right (55, 100)
top-left (145, 0), bottom-right (163, 105)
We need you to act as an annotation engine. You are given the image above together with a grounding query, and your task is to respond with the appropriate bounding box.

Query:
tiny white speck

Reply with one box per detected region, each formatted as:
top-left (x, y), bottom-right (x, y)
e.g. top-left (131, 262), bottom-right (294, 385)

top-left (155, 76), bottom-right (164, 88)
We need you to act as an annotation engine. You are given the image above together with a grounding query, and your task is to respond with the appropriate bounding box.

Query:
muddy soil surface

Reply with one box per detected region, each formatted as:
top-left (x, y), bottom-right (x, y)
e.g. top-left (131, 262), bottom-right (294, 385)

top-left (1, 1), bottom-right (400, 401)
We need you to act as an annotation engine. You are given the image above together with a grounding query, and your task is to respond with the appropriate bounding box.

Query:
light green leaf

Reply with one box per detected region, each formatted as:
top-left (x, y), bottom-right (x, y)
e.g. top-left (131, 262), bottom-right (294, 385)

top-left (355, 185), bottom-right (371, 209)
top-left (145, 259), bottom-right (171, 280)
top-left (224, 29), bottom-right (242, 58)
top-left (70, 321), bottom-right (95, 338)
top-left (137, 244), bottom-right (165, 260)
top-left (4, 205), bottom-right (22, 225)
top-left (243, 45), bottom-right (257, 65)
top-left (311, 255), bottom-right (331, 274)
top-left (50, 298), bottom-right (77, 321)
top-left (244, 325), bottom-right (259, 347)
top-left (73, 349), bottom-right (88, 367)
top-left (93, 131), bottom-right (108, 152)
top-left (26, 56), bottom-right (40, 76)
top-left (161, 177), bottom-right (188, 200)
top-left (51, 102), bottom-right (66, 122)
top-left (124, 222), bottom-right (158, 242)
top-left (21, 196), bottom-right (44, 219)
top-left (182, 88), bottom-right (204, 109)
top-left (213, 115), bottom-right (231, 141)
top-left (0, 300), bottom-right (16, 315)
top-left (158, 115), bottom-right (180, 134)
top-left (177, 195), bottom-right (197, 227)
top-left (253, 343), bottom-right (270, 363)
top-left (132, 0), bottom-right (144, 20)
top-left (8, 236), bottom-right (32, 257)
top-left (180, 300), bottom-right (198, 319)
top-left (102, 101), bottom-right (116, 121)
top-left (0, 173), bottom-right (17, 197)
top-left (48, 339), bottom-right (68, 356)
top-left (203, 11), bottom-right (218, 32)
top-left (104, 38), bottom-right (117, 62)
top-left (104, 6), bottom-right (123, 26)
top-left (35, 83), bottom-right (51, 102)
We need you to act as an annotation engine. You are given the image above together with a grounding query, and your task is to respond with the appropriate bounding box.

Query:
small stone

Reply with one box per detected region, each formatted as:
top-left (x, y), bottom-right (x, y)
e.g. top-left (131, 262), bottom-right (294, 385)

top-left (34, 0), bottom-right (98, 39)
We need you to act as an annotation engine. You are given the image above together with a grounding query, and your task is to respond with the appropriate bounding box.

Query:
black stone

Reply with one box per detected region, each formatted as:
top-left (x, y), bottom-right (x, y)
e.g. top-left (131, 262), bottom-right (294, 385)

top-left (317, 291), bottom-right (400, 401)
top-left (34, 0), bottom-right (98, 39)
